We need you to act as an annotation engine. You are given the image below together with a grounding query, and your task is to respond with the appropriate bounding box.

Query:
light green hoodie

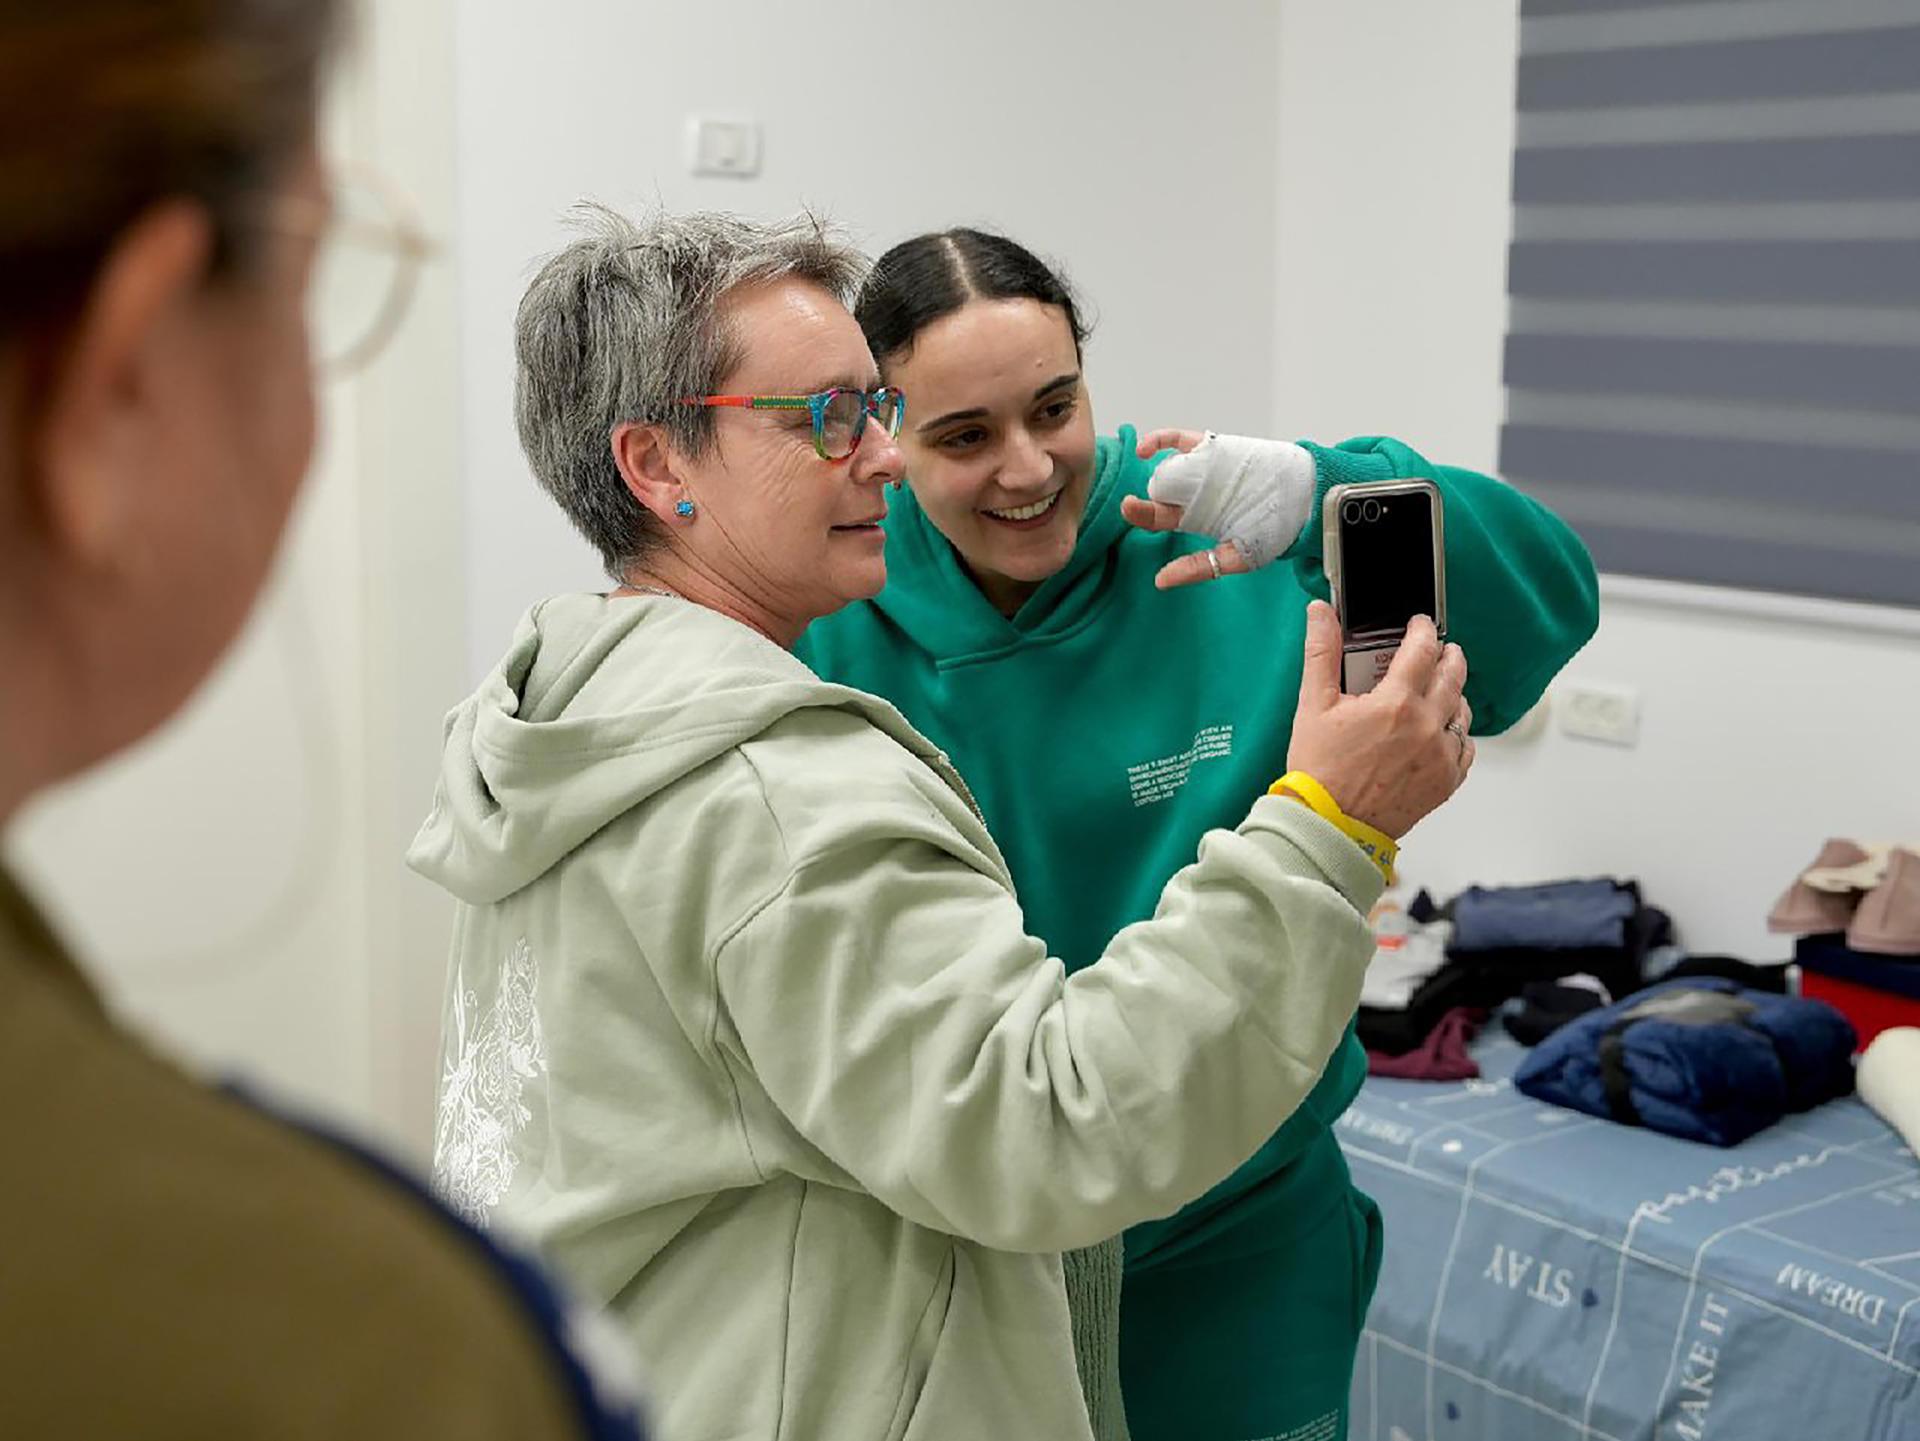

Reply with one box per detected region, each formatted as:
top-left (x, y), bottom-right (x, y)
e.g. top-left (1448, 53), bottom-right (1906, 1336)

top-left (410, 591), bottom-right (1385, 1441)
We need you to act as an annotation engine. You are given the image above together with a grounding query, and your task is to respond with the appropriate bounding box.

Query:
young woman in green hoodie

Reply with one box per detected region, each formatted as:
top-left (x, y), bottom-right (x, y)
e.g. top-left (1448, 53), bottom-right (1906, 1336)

top-left (793, 229), bottom-right (1601, 1441)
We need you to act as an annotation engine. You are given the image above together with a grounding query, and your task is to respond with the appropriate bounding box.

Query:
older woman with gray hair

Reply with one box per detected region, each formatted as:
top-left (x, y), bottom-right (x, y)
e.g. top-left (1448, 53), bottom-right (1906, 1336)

top-left (412, 203), bottom-right (1476, 1441)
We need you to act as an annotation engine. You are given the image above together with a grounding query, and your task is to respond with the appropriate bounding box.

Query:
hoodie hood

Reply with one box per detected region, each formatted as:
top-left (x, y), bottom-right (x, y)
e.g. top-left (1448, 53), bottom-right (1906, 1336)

top-left (408, 593), bottom-right (932, 906)
top-left (867, 424), bottom-right (1159, 663)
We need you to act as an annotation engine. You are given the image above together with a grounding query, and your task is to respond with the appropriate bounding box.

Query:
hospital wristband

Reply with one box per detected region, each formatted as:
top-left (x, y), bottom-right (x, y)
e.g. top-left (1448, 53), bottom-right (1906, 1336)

top-left (1269, 770), bottom-right (1398, 884)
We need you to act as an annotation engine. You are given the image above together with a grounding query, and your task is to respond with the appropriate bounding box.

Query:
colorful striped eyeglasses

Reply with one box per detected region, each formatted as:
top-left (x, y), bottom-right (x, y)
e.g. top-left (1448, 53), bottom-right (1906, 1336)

top-left (677, 385), bottom-right (905, 463)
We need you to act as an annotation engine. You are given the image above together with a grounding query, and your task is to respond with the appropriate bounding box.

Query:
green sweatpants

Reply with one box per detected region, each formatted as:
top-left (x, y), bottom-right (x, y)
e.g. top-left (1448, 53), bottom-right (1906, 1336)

top-left (1117, 1133), bottom-right (1382, 1441)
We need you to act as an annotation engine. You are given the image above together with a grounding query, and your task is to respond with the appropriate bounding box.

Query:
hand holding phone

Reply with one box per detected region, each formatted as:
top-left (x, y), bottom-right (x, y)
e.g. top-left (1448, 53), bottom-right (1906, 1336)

top-left (1322, 480), bottom-right (1447, 695)
top-left (1287, 603), bottom-right (1474, 840)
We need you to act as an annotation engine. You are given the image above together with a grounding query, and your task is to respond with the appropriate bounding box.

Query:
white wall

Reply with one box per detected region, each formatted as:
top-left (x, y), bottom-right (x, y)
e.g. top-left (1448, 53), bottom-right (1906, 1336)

top-left (454, 0), bottom-right (1285, 677)
top-left (1272, 0), bottom-right (1920, 959)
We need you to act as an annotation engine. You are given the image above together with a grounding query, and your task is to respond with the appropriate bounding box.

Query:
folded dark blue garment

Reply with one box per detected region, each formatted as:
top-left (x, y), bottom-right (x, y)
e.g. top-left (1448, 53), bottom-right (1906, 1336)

top-left (1452, 878), bottom-right (1639, 952)
top-left (1513, 978), bottom-right (1856, 1147)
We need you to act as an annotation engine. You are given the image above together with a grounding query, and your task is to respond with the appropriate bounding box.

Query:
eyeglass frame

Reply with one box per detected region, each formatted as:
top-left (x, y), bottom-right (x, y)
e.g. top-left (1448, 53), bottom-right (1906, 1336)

top-left (675, 385), bottom-right (906, 463)
top-left (252, 165), bottom-right (435, 376)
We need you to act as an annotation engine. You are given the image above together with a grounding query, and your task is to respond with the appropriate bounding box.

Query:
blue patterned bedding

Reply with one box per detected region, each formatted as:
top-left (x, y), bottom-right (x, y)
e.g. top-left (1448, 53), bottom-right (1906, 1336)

top-left (1340, 1032), bottom-right (1920, 1440)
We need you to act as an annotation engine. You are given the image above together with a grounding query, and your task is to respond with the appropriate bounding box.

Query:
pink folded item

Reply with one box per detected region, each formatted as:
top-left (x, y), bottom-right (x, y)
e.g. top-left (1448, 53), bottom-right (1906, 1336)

top-left (1849, 848), bottom-right (1920, 956)
top-left (1803, 841), bottom-right (1915, 894)
top-left (1768, 838), bottom-right (1869, 935)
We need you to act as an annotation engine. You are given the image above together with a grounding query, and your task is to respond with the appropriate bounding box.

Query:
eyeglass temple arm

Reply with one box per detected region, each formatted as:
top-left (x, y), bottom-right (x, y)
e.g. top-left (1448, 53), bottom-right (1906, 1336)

top-left (680, 395), bottom-right (811, 410)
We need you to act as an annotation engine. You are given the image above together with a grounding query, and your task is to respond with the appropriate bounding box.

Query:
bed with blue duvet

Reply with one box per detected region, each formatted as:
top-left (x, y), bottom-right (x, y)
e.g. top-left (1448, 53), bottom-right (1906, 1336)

top-left (1339, 1030), bottom-right (1920, 1440)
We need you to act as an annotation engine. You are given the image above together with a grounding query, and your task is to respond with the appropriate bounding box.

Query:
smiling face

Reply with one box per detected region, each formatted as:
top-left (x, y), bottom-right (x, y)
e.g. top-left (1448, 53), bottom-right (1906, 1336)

top-left (882, 297), bottom-right (1096, 616)
top-left (667, 277), bottom-right (903, 636)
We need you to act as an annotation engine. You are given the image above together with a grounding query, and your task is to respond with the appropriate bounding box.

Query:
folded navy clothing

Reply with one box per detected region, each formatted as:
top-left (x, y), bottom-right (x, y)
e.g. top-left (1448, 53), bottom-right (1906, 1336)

top-left (1452, 878), bottom-right (1639, 952)
top-left (1513, 978), bottom-right (1857, 1147)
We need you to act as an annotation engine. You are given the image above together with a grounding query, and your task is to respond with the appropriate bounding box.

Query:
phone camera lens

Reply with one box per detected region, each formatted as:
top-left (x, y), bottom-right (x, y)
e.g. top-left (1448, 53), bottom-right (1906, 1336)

top-left (1362, 499), bottom-right (1382, 523)
top-left (1342, 500), bottom-right (1364, 525)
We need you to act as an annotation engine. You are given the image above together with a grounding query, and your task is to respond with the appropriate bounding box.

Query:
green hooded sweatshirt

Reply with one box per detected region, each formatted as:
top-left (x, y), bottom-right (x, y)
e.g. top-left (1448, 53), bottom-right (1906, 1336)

top-left (795, 428), bottom-right (1599, 1265)
top-left (409, 592), bottom-right (1390, 1441)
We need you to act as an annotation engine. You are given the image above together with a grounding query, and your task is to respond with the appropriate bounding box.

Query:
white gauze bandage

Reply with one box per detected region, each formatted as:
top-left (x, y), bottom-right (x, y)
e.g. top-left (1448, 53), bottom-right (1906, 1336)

top-left (1145, 432), bottom-right (1317, 571)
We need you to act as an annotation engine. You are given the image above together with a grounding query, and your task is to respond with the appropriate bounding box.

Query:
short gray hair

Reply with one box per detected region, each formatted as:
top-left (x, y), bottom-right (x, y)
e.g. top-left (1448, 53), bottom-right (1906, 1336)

top-left (512, 204), bottom-right (870, 576)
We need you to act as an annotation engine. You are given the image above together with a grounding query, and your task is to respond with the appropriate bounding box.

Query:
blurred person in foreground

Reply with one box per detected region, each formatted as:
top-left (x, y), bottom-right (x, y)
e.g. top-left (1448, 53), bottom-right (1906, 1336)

top-left (0, 4), bottom-right (645, 1435)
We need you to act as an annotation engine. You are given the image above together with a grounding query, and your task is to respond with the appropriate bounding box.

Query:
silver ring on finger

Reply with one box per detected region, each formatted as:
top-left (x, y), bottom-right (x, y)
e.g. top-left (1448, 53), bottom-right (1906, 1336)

top-left (1446, 717), bottom-right (1469, 763)
top-left (1206, 548), bottom-right (1222, 581)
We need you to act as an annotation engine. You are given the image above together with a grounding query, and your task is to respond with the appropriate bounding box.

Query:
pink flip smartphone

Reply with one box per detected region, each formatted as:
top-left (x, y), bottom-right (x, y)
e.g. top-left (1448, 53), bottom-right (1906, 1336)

top-left (1322, 480), bottom-right (1447, 695)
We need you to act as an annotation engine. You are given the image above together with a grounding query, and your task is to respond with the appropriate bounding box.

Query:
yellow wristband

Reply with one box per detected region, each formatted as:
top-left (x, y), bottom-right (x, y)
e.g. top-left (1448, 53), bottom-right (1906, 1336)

top-left (1269, 771), bottom-right (1398, 884)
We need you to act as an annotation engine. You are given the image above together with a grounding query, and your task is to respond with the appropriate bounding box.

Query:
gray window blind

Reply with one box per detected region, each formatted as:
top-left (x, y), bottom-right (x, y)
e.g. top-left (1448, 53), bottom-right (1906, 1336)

top-left (1498, 0), bottom-right (1920, 608)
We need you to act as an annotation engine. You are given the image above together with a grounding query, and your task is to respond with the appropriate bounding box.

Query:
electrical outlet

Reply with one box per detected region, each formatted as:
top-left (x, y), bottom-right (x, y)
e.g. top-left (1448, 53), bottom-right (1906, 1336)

top-left (686, 115), bottom-right (762, 178)
top-left (1557, 681), bottom-right (1641, 747)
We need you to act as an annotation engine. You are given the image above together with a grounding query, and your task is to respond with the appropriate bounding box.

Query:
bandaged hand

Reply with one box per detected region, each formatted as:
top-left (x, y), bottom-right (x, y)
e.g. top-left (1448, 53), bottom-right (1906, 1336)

top-left (1120, 429), bottom-right (1318, 589)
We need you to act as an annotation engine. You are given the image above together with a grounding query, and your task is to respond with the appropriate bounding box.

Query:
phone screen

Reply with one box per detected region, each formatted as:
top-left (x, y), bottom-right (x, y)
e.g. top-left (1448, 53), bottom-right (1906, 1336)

top-left (1337, 490), bottom-right (1439, 639)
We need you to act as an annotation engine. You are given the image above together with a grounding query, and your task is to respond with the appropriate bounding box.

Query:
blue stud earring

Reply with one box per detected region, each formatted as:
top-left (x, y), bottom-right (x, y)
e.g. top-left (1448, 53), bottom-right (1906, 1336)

top-left (675, 499), bottom-right (696, 519)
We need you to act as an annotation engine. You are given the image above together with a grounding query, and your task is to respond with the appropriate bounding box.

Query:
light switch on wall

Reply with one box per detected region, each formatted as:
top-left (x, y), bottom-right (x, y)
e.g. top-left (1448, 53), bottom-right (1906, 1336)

top-left (687, 116), bottom-right (762, 178)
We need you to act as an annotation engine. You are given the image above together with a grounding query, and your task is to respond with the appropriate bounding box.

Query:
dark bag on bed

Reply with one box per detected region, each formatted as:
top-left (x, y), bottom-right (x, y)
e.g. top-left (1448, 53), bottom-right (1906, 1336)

top-left (1512, 978), bottom-right (1856, 1147)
